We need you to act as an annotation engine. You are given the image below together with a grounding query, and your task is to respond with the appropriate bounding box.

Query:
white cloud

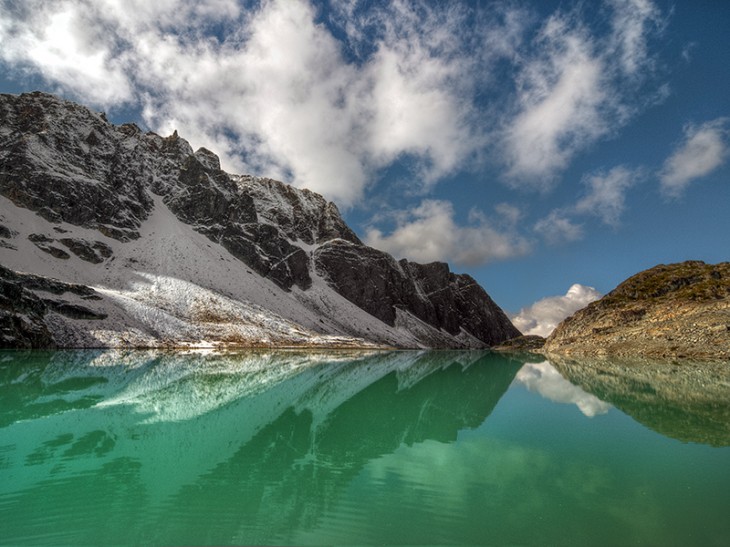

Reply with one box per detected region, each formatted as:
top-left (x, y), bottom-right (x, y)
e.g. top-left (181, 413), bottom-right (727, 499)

top-left (574, 166), bottom-right (640, 226)
top-left (362, 44), bottom-right (478, 188)
top-left (535, 165), bottom-right (639, 244)
top-left (364, 200), bottom-right (531, 266)
top-left (511, 284), bottom-right (601, 337)
top-left (515, 361), bottom-right (611, 417)
top-left (534, 210), bottom-right (584, 245)
top-left (504, 15), bottom-right (607, 182)
top-left (0, 0), bottom-right (667, 208)
top-left (0, 0), bottom-right (496, 207)
top-left (0, 2), bottom-right (133, 106)
top-left (502, 0), bottom-right (664, 184)
top-left (607, 0), bottom-right (664, 76)
top-left (659, 118), bottom-right (729, 198)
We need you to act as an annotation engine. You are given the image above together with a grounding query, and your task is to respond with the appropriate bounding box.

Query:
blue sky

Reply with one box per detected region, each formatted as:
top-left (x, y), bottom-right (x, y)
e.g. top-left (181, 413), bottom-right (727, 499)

top-left (1, 0), bottom-right (728, 328)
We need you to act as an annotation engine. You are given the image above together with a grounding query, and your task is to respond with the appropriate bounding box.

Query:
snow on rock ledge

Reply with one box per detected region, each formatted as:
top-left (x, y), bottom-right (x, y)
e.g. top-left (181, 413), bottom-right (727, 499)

top-left (0, 92), bottom-right (519, 349)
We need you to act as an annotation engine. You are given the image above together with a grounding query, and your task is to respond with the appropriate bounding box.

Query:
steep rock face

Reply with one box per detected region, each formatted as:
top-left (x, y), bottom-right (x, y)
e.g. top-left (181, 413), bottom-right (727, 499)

top-left (0, 265), bottom-right (106, 348)
top-left (0, 93), bottom-right (155, 240)
top-left (313, 240), bottom-right (520, 345)
top-left (0, 92), bottom-right (347, 290)
top-left (235, 175), bottom-right (361, 245)
top-left (0, 92), bottom-right (518, 349)
top-left (544, 261), bottom-right (730, 360)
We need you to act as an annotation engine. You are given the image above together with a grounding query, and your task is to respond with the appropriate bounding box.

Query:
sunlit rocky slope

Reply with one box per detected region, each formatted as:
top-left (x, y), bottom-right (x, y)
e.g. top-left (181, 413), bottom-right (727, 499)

top-left (544, 261), bottom-right (730, 360)
top-left (0, 92), bottom-right (519, 349)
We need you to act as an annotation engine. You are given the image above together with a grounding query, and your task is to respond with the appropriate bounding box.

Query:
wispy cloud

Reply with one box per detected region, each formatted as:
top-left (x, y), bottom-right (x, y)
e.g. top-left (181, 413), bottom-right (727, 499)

top-left (504, 14), bottom-right (607, 182)
top-left (364, 199), bottom-right (531, 266)
top-left (511, 284), bottom-right (601, 337)
top-left (607, 0), bottom-right (664, 76)
top-left (574, 166), bottom-right (641, 226)
top-left (534, 211), bottom-right (584, 245)
top-left (659, 118), bottom-right (729, 198)
top-left (501, 0), bottom-right (664, 185)
top-left (534, 165), bottom-right (640, 244)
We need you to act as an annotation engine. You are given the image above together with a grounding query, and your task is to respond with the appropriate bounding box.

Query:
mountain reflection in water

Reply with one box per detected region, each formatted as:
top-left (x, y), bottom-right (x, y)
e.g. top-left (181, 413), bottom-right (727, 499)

top-left (0, 350), bottom-right (520, 544)
top-left (549, 355), bottom-right (730, 447)
top-left (1, 349), bottom-right (729, 546)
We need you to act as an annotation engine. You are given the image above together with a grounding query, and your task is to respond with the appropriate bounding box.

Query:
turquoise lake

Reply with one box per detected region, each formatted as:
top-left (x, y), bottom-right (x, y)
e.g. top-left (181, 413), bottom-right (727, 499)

top-left (1, 349), bottom-right (728, 546)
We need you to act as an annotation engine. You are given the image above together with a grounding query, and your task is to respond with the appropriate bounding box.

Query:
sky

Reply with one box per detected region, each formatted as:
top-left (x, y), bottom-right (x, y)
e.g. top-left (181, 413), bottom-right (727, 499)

top-left (1, 0), bottom-right (729, 334)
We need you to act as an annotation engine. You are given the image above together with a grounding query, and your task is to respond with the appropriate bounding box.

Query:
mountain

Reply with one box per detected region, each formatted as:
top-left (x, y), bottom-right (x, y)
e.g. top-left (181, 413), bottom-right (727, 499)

top-left (544, 261), bottom-right (730, 360)
top-left (0, 92), bottom-right (520, 349)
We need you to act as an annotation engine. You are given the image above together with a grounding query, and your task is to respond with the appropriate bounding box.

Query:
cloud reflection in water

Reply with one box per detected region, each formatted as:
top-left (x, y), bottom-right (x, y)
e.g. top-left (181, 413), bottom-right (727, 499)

top-left (514, 361), bottom-right (612, 417)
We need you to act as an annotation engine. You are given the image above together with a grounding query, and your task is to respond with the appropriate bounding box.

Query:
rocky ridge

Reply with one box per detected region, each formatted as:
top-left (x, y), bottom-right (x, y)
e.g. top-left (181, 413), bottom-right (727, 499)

top-left (0, 91), bottom-right (519, 349)
top-left (544, 261), bottom-right (730, 360)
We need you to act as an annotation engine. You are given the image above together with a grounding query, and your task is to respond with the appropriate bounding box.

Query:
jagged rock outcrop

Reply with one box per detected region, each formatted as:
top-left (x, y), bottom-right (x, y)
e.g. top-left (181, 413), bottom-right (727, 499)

top-left (544, 261), bottom-right (730, 360)
top-left (0, 91), bottom-right (519, 349)
top-left (0, 264), bottom-right (106, 348)
top-left (313, 240), bottom-right (519, 345)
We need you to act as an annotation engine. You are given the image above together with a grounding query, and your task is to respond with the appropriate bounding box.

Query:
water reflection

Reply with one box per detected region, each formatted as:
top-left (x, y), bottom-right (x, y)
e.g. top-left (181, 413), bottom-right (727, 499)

top-left (549, 355), bottom-right (730, 446)
top-left (514, 361), bottom-right (612, 417)
top-left (2, 350), bottom-right (729, 545)
top-left (0, 349), bottom-right (522, 545)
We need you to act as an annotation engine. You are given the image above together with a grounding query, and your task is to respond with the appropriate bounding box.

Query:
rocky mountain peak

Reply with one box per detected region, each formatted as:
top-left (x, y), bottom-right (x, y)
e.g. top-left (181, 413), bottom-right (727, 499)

top-left (0, 91), bottom-right (519, 349)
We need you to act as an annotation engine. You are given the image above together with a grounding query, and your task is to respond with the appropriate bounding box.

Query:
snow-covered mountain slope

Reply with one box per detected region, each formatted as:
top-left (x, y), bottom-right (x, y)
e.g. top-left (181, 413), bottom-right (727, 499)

top-left (0, 92), bottom-right (520, 349)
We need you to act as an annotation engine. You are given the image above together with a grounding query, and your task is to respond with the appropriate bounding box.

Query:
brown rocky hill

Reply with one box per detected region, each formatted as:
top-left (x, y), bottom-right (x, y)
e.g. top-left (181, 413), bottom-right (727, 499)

top-left (544, 261), bottom-right (730, 361)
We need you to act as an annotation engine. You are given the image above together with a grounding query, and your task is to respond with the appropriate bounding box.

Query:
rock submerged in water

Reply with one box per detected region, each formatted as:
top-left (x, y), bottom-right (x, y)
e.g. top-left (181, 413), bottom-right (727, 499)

top-left (544, 261), bottom-right (730, 361)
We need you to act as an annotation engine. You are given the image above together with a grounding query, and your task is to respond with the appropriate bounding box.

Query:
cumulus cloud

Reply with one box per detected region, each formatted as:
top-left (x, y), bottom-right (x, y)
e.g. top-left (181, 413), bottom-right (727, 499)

top-left (0, 0), bottom-right (500, 206)
top-left (659, 118), bottom-right (729, 198)
top-left (364, 200), bottom-right (531, 266)
top-left (511, 284), bottom-right (601, 337)
top-left (502, 0), bottom-right (664, 184)
top-left (0, 0), bottom-right (667, 208)
top-left (515, 361), bottom-right (611, 417)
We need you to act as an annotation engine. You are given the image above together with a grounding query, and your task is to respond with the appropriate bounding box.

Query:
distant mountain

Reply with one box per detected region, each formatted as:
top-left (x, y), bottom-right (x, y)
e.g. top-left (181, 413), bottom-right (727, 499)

top-left (544, 261), bottom-right (730, 360)
top-left (0, 92), bottom-right (519, 349)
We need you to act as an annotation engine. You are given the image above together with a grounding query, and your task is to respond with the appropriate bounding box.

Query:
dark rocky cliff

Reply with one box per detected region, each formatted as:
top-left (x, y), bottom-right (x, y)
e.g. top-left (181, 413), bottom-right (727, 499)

top-left (314, 241), bottom-right (518, 345)
top-left (0, 92), bottom-right (519, 349)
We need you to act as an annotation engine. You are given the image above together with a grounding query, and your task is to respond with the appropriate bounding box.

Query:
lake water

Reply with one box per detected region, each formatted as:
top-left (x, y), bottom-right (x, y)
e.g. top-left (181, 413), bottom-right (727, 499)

top-left (1, 349), bottom-right (728, 546)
